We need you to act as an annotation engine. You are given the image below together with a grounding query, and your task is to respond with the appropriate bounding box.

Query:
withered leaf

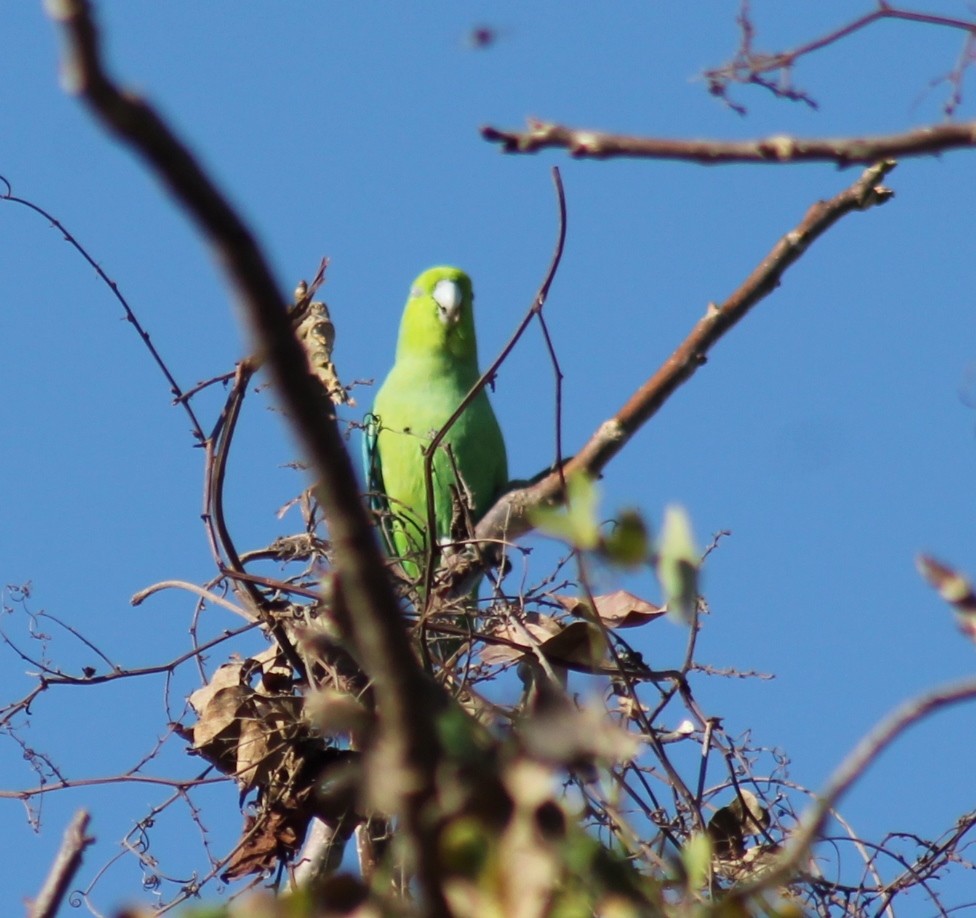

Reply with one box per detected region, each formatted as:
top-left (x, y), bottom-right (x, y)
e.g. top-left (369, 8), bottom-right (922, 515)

top-left (221, 798), bottom-right (314, 882)
top-left (296, 299), bottom-right (351, 406)
top-left (236, 695), bottom-right (305, 792)
top-left (188, 661), bottom-right (245, 716)
top-left (235, 711), bottom-right (275, 793)
top-left (188, 657), bottom-right (306, 787)
top-left (249, 644), bottom-right (294, 695)
top-left (537, 621), bottom-right (606, 667)
top-left (480, 616), bottom-right (561, 666)
top-left (190, 684), bottom-right (250, 772)
top-left (555, 590), bottom-right (665, 629)
top-left (707, 789), bottom-right (770, 860)
top-left (481, 617), bottom-right (608, 671)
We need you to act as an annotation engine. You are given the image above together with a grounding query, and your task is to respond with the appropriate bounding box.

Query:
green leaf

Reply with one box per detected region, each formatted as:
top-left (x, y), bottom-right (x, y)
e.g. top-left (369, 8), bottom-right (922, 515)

top-left (530, 471), bottom-right (600, 550)
top-left (439, 815), bottom-right (492, 877)
top-left (680, 831), bottom-right (713, 892)
top-left (602, 509), bottom-right (650, 567)
top-left (657, 504), bottom-right (699, 625)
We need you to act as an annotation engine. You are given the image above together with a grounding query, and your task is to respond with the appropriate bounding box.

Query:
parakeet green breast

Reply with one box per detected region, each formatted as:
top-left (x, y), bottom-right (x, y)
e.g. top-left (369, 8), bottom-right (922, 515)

top-left (368, 267), bottom-right (508, 573)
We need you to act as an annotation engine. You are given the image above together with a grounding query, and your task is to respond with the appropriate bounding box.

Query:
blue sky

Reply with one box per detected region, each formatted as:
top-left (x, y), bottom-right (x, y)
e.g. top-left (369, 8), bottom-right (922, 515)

top-left (3, 1), bottom-right (976, 913)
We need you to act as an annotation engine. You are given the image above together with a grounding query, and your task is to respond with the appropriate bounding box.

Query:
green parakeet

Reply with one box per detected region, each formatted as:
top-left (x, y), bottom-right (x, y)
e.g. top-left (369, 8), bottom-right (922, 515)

top-left (365, 266), bottom-right (508, 581)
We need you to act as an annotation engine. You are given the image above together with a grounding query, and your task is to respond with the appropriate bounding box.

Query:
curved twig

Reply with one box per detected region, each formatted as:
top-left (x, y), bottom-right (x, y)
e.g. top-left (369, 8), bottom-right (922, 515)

top-left (0, 175), bottom-right (206, 441)
top-left (131, 579), bottom-right (253, 619)
top-left (419, 166), bottom-right (567, 603)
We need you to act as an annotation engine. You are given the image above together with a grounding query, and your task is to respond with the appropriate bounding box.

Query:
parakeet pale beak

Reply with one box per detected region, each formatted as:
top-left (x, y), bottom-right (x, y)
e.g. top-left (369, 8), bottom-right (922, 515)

top-left (432, 278), bottom-right (463, 326)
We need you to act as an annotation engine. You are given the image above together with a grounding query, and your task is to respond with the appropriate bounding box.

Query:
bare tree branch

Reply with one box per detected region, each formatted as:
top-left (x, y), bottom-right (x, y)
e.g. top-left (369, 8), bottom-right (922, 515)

top-left (482, 118), bottom-right (976, 166)
top-left (733, 675), bottom-right (976, 901)
top-left (706, 1), bottom-right (976, 114)
top-left (474, 159), bottom-right (896, 546)
top-left (0, 175), bottom-right (207, 441)
top-left (46, 1), bottom-right (450, 911)
top-left (1, 771), bottom-right (225, 801)
top-left (27, 809), bottom-right (94, 918)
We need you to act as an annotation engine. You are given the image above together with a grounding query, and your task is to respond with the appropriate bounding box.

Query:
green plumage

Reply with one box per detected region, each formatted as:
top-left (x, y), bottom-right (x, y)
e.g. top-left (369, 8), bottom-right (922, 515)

top-left (368, 267), bottom-right (508, 578)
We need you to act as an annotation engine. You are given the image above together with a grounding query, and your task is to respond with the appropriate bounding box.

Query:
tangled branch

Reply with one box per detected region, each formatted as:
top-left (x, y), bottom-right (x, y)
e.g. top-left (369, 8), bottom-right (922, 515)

top-left (706, 0), bottom-right (976, 115)
top-left (0, 3), bottom-right (969, 915)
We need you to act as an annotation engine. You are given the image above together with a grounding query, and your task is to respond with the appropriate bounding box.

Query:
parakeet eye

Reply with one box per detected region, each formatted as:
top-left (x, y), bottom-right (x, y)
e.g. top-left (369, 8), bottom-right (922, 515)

top-left (432, 278), bottom-right (463, 324)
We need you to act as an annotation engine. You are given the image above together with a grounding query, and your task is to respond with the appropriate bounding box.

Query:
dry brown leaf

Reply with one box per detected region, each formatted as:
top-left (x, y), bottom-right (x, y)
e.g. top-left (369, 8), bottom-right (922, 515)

top-left (537, 621), bottom-right (606, 667)
top-left (193, 685), bottom-right (251, 755)
top-left (188, 656), bottom-right (306, 789)
top-left (707, 789), bottom-right (770, 860)
top-left (555, 590), bottom-right (665, 629)
top-left (481, 616), bottom-right (608, 670)
top-left (188, 661), bottom-right (245, 716)
top-left (221, 800), bottom-right (312, 881)
top-left (186, 651), bottom-right (343, 881)
top-left (296, 299), bottom-right (350, 406)
top-left (238, 695), bottom-right (306, 792)
top-left (480, 616), bottom-right (561, 666)
top-left (250, 645), bottom-right (294, 695)
top-left (235, 714), bottom-right (272, 792)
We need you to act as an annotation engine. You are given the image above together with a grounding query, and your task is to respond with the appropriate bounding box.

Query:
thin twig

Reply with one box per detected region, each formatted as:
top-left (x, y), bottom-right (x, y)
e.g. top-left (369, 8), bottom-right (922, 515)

top-left (40, 621), bottom-right (257, 687)
top-left (0, 175), bottom-right (206, 442)
top-left (131, 579), bottom-right (253, 619)
top-left (705, 1), bottom-right (976, 113)
top-left (733, 675), bottom-right (976, 901)
top-left (0, 768), bottom-right (225, 800)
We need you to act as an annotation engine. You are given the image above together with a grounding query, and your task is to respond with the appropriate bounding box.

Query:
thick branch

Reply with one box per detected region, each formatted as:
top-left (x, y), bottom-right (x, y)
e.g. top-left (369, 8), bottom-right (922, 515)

top-left (475, 160), bottom-right (896, 544)
top-left (47, 1), bottom-right (448, 911)
top-left (27, 810), bottom-right (93, 918)
top-left (482, 119), bottom-right (976, 166)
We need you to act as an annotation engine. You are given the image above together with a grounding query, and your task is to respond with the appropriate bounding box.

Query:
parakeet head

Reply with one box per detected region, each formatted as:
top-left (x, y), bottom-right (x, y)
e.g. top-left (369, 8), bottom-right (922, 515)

top-left (395, 266), bottom-right (478, 364)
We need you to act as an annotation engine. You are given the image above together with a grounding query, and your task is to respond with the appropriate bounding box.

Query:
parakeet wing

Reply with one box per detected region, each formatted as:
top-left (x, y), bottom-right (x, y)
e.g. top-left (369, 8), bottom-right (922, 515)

top-left (362, 411), bottom-right (397, 557)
